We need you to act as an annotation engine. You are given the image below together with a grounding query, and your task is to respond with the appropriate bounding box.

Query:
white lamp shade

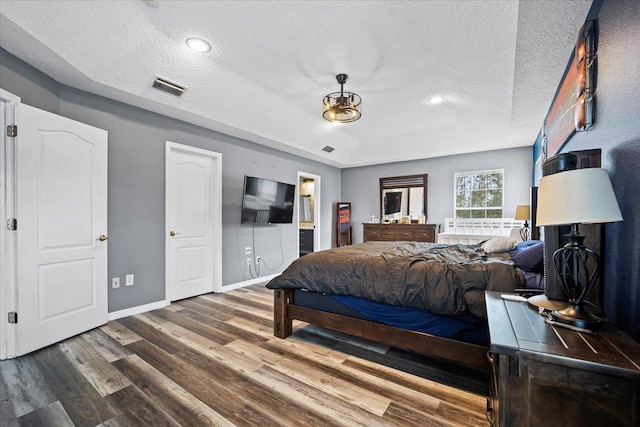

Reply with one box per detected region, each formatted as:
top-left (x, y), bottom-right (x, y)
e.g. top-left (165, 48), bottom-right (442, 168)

top-left (514, 205), bottom-right (531, 220)
top-left (537, 168), bottom-right (623, 226)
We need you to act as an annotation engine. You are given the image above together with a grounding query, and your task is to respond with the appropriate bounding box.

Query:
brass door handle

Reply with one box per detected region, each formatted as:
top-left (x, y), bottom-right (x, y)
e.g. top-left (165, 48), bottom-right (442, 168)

top-left (170, 231), bottom-right (181, 237)
top-left (97, 235), bottom-right (108, 241)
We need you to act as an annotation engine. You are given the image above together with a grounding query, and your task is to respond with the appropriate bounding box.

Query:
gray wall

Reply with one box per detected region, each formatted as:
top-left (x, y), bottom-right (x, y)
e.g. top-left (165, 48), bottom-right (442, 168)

top-left (342, 147), bottom-right (532, 243)
top-left (557, 0), bottom-right (640, 340)
top-left (1, 48), bottom-right (341, 313)
top-left (0, 49), bottom-right (59, 113)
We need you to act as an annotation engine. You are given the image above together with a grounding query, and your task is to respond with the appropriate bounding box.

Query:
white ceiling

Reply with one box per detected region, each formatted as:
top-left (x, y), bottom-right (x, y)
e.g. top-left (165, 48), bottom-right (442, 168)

top-left (0, 0), bottom-right (592, 168)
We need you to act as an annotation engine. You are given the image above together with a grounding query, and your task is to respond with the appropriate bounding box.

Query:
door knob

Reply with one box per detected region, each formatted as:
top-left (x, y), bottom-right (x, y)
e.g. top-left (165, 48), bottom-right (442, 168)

top-left (170, 231), bottom-right (181, 237)
top-left (97, 235), bottom-right (108, 241)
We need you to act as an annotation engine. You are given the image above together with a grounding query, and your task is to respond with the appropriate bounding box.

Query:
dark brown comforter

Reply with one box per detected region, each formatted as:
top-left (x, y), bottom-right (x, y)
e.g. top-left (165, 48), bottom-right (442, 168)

top-left (266, 241), bottom-right (525, 318)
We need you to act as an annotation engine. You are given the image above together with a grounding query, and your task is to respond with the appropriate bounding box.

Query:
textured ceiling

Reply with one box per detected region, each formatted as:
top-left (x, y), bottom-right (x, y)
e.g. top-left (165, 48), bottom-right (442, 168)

top-left (0, 0), bottom-right (592, 168)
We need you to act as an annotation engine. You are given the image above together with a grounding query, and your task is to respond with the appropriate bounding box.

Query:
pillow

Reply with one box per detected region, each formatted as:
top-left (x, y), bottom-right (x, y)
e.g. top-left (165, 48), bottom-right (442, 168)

top-left (510, 240), bottom-right (544, 272)
top-left (481, 237), bottom-right (519, 253)
top-left (516, 239), bottom-right (542, 249)
top-left (521, 270), bottom-right (545, 289)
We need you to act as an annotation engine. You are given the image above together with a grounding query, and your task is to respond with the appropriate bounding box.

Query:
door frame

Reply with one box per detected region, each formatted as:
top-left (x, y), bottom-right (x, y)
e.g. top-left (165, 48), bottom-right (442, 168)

top-left (165, 141), bottom-right (222, 303)
top-left (297, 171), bottom-right (321, 256)
top-left (0, 88), bottom-right (20, 360)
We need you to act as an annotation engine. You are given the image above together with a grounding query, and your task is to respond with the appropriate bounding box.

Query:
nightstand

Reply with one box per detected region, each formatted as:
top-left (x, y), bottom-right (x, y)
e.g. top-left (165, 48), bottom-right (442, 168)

top-left (485, 291), bottom-right (640, 427)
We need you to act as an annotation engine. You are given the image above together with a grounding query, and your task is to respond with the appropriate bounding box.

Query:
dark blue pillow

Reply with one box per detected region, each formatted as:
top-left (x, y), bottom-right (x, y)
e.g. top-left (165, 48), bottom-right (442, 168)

top-left (510, 240), bottom-right (543, 272)
top-left (522, 270), bottom-right (545, 289)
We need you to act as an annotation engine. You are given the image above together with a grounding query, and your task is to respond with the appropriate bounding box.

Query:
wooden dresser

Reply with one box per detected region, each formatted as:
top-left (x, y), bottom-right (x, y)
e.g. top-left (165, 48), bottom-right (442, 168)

top-left (485, 291), bottom-right (640, 427)
top-left (363, 223), bottom-right (436, 243)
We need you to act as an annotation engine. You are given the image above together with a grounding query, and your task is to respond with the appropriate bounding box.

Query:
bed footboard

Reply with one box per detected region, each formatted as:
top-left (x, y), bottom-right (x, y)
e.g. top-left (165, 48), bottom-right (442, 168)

top-left (272, 289), bottom-right (489, 371)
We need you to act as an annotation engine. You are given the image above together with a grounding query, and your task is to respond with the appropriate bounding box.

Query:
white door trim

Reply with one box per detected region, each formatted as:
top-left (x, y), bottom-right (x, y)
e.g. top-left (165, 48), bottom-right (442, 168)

top-left (0, 88), bottom-right (20, 360)
top-left (165, 141), bottom-right (222, 304)
top-left (297, 171), bottom-right (321, 256)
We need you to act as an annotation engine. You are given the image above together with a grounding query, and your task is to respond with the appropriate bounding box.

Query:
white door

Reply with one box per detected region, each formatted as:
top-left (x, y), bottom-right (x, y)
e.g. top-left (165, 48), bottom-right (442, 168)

top-left (16, 104), bottom-right (108, 357)
top-left (166, 142), bottom-right (222, 301)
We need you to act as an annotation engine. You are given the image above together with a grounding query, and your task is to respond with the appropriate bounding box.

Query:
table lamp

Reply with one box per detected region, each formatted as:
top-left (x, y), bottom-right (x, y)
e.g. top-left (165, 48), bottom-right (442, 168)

top-left (514, 204), bottom-right (531, 241)
top-left (536, 167), bottom-right (622, 329)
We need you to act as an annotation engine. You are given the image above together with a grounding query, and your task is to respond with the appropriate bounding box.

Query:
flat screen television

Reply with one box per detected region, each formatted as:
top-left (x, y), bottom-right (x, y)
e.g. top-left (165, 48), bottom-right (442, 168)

top-left (384, 191), bottom-right (402, 215)
top-left (241, 176), bottom-right (295, 224)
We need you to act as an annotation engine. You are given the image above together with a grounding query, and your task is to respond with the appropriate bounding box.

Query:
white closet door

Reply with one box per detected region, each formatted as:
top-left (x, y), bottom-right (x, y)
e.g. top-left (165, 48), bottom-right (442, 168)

top-left (166, 142), bottom-right (222, 301)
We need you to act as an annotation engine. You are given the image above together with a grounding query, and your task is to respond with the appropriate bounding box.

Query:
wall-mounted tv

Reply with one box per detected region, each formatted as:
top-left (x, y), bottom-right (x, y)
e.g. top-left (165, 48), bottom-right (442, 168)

top-left (241, 176), bottom-right (295, 224)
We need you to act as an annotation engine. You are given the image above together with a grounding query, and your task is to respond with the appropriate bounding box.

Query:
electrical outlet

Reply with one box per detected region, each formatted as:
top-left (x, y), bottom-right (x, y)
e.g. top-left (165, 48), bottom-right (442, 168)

top-left (112, 277), bottom-right (120, 289)
top-left (246, 258), bottom-right (251, 265)
top-left (256, 256), bottom-right (261, 263)
top-left (125, 274), bottom-right (134, 286)
top-left (245, 246), bottom-right (252, 255)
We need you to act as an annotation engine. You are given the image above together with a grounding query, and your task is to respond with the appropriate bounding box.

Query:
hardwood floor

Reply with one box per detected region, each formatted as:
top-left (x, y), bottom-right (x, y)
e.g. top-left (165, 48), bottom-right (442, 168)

top-left (0, 285), bottom-right (490, 426)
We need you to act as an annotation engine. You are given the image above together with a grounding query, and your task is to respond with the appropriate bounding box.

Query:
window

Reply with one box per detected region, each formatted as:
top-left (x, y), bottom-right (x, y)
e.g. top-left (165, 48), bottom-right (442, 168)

top-left (454, 169), bottom-right (504, 218)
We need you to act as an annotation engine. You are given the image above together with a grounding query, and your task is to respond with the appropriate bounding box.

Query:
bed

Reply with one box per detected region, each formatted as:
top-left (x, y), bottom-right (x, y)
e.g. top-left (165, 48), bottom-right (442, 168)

top-left (267, 238), bottom-right (544, 371)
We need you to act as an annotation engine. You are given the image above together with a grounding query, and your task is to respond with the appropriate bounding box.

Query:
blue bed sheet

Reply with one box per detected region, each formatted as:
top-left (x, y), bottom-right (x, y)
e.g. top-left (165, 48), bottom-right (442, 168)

top-left (328, 294), bottom-right (489, 346)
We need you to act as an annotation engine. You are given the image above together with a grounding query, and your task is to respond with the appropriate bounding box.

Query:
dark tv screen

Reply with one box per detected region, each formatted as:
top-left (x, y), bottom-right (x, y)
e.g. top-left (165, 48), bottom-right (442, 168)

top-left (384, 191), bottom-right (402, 215)
top-left (241, 176), bottom-right (295, 224)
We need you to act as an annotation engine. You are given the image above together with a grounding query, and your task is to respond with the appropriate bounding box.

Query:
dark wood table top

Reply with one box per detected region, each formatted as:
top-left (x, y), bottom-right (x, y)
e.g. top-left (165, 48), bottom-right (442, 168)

top-left (486, 291), bottom-right (640, 381)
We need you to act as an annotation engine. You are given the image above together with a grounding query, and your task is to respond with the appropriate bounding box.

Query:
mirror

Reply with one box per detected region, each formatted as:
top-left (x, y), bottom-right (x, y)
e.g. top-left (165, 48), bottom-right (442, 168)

top-left (300, 195), bottom-right (312, 222)
top-left (379, 174), bottom-right (428, 222)
top-left (336, 202), bottom-right (352, 247)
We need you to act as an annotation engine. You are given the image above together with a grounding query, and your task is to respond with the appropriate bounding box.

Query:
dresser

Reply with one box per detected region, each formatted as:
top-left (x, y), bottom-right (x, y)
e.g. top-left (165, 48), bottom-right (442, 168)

top-left (485, 291), bottom-right (640, 427)
top-left (363, 223), bottom-right (436, 243)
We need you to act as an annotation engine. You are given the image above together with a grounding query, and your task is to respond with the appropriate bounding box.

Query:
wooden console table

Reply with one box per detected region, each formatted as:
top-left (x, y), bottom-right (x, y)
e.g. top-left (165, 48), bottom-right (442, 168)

top-left (363, 223), bottom-right (436, 243)
top-left (485, 291), bottom-right (640, 427)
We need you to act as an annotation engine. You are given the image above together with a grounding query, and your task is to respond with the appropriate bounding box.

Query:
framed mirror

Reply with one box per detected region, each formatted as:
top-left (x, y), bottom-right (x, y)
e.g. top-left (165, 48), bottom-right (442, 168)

top-left (336, 202), bottom-right (352, 247)
top-left (379, 174), bottom-right (428, 222)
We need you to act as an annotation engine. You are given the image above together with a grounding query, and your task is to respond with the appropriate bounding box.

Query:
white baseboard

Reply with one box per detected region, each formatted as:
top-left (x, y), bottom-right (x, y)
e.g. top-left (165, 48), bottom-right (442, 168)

top-left (221, 273), bottom-right (279, 292)
top-left (106, 274), bottom-right (279, 320)
top-left (107, 300), bottom-right (169, 321)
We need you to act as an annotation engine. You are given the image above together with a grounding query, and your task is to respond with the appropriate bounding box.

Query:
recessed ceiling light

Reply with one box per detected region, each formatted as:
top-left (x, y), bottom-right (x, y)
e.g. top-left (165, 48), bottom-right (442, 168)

top-left (427, 96), bottom-right (444, 105)
top-left (186, 38), bottom-right (211, 53)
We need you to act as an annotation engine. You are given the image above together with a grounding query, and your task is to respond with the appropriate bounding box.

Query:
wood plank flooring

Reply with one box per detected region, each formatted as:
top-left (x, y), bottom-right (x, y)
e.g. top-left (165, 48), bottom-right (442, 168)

top-left (0, 284), bottom-right (490, 426)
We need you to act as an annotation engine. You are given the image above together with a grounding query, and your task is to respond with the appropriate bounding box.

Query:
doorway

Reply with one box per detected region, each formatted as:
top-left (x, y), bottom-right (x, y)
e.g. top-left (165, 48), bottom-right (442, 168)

top-left (165, 142), bottom-right (222, 302)
top-left (297, 171), bottom-right (321, 257)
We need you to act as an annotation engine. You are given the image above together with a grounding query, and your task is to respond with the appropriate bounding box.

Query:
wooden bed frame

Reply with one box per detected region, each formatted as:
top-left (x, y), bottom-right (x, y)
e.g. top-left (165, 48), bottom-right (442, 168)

top-left (273, 288), bottom-right (490, 372)
top-left (271, 189), bottom-right (544, 372)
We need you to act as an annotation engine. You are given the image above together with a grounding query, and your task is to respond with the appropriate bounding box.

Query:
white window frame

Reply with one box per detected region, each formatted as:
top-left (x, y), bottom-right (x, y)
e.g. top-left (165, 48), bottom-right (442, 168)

top-left (453, 169), bottom-right (504, 219)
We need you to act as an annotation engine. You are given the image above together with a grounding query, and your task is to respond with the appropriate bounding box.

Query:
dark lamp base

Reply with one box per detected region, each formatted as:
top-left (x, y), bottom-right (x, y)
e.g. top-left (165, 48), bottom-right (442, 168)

top-left (552, 304), bottom-right (603, 330)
